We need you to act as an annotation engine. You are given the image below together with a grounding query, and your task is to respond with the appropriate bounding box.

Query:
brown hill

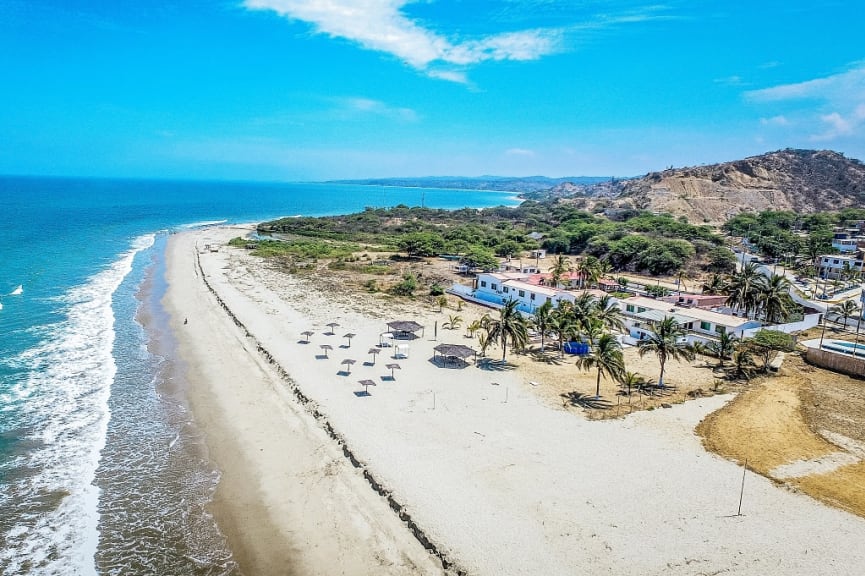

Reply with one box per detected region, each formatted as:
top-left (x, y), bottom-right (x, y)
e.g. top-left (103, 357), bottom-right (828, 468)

top-left (565, 149), bottom-right (865, 224)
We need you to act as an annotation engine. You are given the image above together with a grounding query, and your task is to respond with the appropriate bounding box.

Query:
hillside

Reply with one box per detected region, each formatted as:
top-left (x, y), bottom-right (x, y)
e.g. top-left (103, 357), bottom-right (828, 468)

top-left (545, 149), bottom-right (865, 224)
top-left (330, 175), bottom-right (609, 193)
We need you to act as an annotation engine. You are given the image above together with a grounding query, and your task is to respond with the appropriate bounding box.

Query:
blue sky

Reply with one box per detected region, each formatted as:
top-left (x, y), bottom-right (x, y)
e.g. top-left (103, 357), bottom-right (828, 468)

top-left (1, 0), bottom-right (863, 180)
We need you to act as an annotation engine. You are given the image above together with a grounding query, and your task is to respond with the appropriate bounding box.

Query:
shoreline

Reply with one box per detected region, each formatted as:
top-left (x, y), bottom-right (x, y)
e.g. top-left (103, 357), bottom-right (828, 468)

top-left (162, 226), bottom-right (445, 576)
top-left (165, 225), bottom-right (865, 576)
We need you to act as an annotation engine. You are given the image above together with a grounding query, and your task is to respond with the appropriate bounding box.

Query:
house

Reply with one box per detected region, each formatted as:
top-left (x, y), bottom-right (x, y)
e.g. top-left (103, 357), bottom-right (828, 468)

top-left (530, 248), bottom-right (547, 260)
top-left (658, 293), bottom-right (728, 309)
top-left (620, 296), bottom-right (761, 345)
top-left (499, 261), bottom-right (541, 274)
top-left (817, 253), bottom-right (864, 280)
top-left (597, 278), bottom-right (620, 293)
top-left (472, 272), bottom-right (607, 314)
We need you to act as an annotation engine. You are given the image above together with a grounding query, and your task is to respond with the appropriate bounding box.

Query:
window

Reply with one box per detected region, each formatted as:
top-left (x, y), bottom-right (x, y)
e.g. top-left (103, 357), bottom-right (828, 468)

top-left (480, 280), bottom-right (487, 288)
top-left (503, 286), bottom-right (509, 293)
top-left (700, 321), bottom-right (711, 331)
top-left (530, 293), bottom-right (536, 300)
top-left (684, 322), bottom-right (693, 330)
top-left (626, 304), bottom-right (635, 312)
top-left (715, 325), bottom-right (727, 334)
top-left (518, 290), bottom-right (525, 297)
top-left (491, 283), bottom-right (498, 290)
top-left (833, 259), bottom-right (840, 265)
top-left (637, 307), bottom-right (646, 313)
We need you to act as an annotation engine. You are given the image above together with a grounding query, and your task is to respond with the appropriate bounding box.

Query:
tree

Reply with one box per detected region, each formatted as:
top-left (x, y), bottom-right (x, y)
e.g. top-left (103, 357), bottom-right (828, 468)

top-left (706, 246), bottom-right (737, 274)
top-left (593, 294), bottom-right (625, 334)
top-left (531, 300), bottom-right (554, 351)
top-left (548, 255), bottom-right (572, 287)
top-left (747, 329), bottom-right (795, 371)
top-left (576, 333), bottom-right (625, 399)
top-left (550, 301), bottom-right (578, 358)
top-left (466, 319), bottom-right (483, 338)
top-left (460, 247), bottom-right (499, 272)
top-left (397, 232), bottom-right (444, 258)
top-left (484, 299), bottom-right (529, 361)
top-left (637, 316), bottom-right (695, 388)
top-left (725, 262), bottom-right (765, 318)
top-left (694, 331), bottom-right (740, 368)
top-left (435, 295), bottom-right (448, 310)
top-left (757, 273), bottom-right (794, 324)
top-left (831, 299), bottom-right (859, 328)
top-left (576, 256), bottom-right (602, 288)
top-left (701, 272), bottom-right (727, 295)
top-left (618, 370), bottom-right (646, 400)
top-left (443, 314), bottom-right (463, 330)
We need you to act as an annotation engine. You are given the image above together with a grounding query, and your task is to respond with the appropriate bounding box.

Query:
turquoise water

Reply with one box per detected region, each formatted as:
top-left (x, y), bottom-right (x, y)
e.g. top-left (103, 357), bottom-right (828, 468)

top-left (0, 176), bottom-right (517, 574)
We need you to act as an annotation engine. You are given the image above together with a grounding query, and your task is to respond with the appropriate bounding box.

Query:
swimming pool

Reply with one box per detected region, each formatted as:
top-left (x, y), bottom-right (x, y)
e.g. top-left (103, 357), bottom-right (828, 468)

top-left (822, 339), bottom-right (865, 358)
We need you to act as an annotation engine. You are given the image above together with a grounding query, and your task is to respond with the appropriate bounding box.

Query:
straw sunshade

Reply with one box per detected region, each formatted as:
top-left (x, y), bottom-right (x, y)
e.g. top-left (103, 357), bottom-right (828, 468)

top-left (368, 348), bottom-right (381, 364)
top-left (386, 320), bottom-right (424, 338)
top-left (326, 322), bottom-right (340, 334)
top-left (343, 333), bottom-right (356, 347)
top-left (341, 358), bottom-right (356, 374)
top-left (319, 344), bottom-right (333, 357)
top-left (301, 330), bottom-right (314, 343)
top-left (358, 379), bottom-right (376, 395)
top-left (433, 343), bottom-right (476, 366)
top-left (385, 363), bottom-right (401, 379)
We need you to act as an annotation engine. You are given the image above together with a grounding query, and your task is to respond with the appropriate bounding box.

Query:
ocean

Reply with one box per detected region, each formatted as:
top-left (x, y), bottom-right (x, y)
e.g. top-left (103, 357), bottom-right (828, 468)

top-left (0, 176), bottom-right (517, 575)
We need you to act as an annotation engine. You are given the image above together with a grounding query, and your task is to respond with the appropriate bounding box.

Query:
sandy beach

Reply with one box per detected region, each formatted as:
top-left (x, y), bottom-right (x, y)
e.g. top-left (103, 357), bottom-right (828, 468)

top-left (164, 225), bottom-right (865, 575)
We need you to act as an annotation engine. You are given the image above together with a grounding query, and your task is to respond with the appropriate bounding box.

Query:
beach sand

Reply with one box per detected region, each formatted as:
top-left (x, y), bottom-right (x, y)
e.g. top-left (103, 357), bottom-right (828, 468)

top-left (165, 226), bottom-right (865, 575)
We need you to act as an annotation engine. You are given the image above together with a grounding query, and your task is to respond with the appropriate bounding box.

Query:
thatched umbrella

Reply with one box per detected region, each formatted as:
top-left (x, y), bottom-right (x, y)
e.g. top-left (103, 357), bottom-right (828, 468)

top-left (368, 348), bottom-right (381, 364)
top-left (386, 363), bottom-right (401, 380)
top-left (326, 322), bottom-right (340, 335)
top-left (341, 358), bottom-right (356, 374)
top-left (301, 330), bottom-right (314, 343)
top-left (358, 379), bottom-right (376, 395)
top-left (343, 333), bottom-right (356, 347)
top-left (320, 344), bottom-right (333, 358)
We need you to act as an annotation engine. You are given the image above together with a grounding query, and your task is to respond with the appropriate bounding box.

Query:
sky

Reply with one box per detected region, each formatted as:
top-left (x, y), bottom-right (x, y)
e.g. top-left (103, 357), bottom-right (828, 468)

top-left (1, 0), bottom-right (864, 181)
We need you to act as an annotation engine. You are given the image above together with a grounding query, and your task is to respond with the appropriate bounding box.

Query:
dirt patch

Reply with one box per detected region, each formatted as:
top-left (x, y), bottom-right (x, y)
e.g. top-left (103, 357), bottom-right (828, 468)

top-left (796, 461), bottom-right (865, 517)
top-left (696, 354), bottom-right (865, 519)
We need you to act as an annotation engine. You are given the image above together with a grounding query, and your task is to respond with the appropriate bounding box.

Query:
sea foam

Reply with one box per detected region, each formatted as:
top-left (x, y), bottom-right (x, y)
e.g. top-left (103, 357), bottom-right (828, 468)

top-left (0, 235), bottom-right (154, 576)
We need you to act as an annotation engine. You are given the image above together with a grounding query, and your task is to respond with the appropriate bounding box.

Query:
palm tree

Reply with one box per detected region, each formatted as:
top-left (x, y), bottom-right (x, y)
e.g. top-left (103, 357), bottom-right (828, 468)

top-left (466, 318), bottom-right (483, 338)
top-left (485, 299), bottom-right (529, 361)
top-left (694, 331), bottom-right (740, 368)
top-left (550, 302), bottom-right (578, 358)
top-left (831, 299), bottom-right (859, 328)
top-left (725, 262), bottom-right (765, 318)
top-left (757, 273), bottom-right (794, 324)
top-left (701, 272), bottom-right (727, 295)
top-left (593, 294), bottom-right (625, 334)
top-left (443, 314), bottom-right (463, 330)
top-left (576, 256), bottom-right (601, 289)
top-left (548, 255), bottom-right (571, 288)
top-left (637, 316), bottom-right (695, 388)
top-left (618, 370), bottom-right (645, 400)
top-left (570, 292), bottom-right (598, 334)
top-left (531, 300), bottom-right (554, 351)
top-left (576, 333), bottom-right (625, 399)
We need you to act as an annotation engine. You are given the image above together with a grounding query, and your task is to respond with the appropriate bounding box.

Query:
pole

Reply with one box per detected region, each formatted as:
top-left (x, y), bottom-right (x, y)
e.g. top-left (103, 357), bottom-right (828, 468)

top-left (737, 459), bottom-right (747, 516)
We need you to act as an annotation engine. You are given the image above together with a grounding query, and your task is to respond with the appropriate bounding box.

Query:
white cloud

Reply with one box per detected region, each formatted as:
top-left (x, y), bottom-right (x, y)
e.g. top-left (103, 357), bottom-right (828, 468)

top-left (759, 115), bottom-right (789, 127)
top-left (745, 65), bottom-right (865, 103)
top-left (243, 0), bottom-right (561, 81)
top-left (746, 64), bottom-right (865, 142)
top-left (337, 96), bottom-right (419, 122)
top-left (505, 147), bottom-right (535, 157)
top-left (810, 105), bottom-right (865, 142)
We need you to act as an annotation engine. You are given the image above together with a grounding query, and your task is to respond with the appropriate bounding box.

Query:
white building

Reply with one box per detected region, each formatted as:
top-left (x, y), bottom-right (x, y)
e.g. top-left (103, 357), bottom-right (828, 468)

top-left (620, 296), bottom-right (761, 345)
top-left (818, 254), bottom-right (864, 280)
top-left (472, 272), bottom-right (606, 314)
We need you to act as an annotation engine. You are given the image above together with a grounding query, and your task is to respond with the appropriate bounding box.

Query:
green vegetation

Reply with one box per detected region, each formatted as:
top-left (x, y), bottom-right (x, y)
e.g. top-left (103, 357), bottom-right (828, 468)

top-left (228, 237), bottom-right (360, 259)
